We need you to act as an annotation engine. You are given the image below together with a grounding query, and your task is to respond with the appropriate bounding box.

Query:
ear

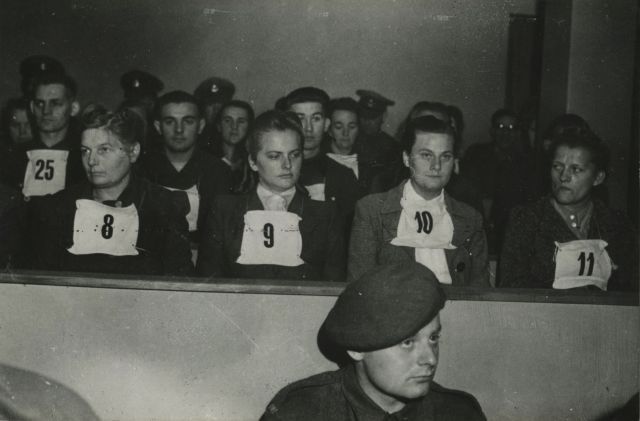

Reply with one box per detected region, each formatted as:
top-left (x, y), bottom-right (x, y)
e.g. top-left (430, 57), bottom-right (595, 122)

top-left (593, 170), bottom-right (606, 186)
top-left (453, 158), bottom-right (460, 175)
top-left (248, 155), bottom-right (258, 172)
top-left (402, 151), bottom-right (410, 168)
top-left (346, 350), bottom-right (364, 362)
top-left (198, 118), bottom-right (206, 135)
top-left (323, 117), bottom-right (331, 133)
top-left (70, 101), bottom-right (80, 117)
top-left (153, 120), bottom-right (161, 135)
top-left (129, 142), bottom-right (141, 163)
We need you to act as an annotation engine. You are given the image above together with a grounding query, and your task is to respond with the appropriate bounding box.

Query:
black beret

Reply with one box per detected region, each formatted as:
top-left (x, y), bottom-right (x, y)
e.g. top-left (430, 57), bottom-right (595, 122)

top-left (321, 262), bottom-right (445, 352)
top-left (284, 87), bottom-right (329, 110)
top-left (120, 70), bottom-right (164, 99)
top-left (356, 89), bottom-right (395, 117)
top-left (193, 77), bottom-right (235, 104)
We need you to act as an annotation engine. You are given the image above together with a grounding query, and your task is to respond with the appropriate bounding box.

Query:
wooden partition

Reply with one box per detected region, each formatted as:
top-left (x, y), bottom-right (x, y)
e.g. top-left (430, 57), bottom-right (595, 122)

top-left (0, 272), bottom-right (637, 421)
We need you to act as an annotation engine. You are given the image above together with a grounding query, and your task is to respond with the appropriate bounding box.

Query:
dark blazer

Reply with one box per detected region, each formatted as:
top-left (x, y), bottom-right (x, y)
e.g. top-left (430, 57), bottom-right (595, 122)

top-left (28, 176), bottom-right (194, 276)
top-left (348, 181), bottom-right (490, 286)
top-left (196, 188), bottom-right (346, 281)
top-left (498, 197), bottom-right (638, 291)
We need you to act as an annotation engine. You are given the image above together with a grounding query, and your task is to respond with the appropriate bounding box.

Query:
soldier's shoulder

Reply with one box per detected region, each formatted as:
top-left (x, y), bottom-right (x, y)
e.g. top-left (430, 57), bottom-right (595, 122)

top-left (429, 382), bottom-right (486, 420)
top-left (261, 370), bottom-right (343, 420)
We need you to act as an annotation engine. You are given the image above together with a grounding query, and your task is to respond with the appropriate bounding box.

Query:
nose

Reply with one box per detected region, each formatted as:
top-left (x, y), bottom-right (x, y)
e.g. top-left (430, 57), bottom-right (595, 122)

top-left (302, 118), bottom-right (312, 134)
top-left (175, 122), bottom-right (184, 134)
top-left (559, 167), bottom-right (571, 182)
top-left (430, 158), bottom-right (442, 172)
top-left (87, 151), bottom-right (98, 166)
top-left (417, 342), bottom-right (438, 367)
top-left (282, 155), bottom-right (292, 170)
top-left (43, 103), bottom-right (53, 115)
top-left (342, 127), bottom-right (349, 138)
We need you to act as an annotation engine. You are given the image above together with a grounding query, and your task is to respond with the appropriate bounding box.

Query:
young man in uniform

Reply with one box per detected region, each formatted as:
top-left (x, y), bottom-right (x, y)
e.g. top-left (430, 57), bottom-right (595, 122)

top-left (13, 69), bottom-right (84, 197)
top-left (137, 90), bottom-right (232, 245)
top-left (193, 76), bottom-right (235, 151)
top-left (261, 262), bottom-right (486, 420)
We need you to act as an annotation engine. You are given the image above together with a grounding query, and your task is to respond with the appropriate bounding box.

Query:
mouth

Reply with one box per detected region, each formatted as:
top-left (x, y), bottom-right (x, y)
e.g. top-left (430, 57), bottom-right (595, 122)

top-left (410, 374), bottom-right (434, 383)
top-left (279, 174), bottom-right (293, 178)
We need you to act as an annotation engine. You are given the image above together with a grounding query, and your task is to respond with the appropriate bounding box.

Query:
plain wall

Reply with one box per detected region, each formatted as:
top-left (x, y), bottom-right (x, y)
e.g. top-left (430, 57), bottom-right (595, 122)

top-left (0, 282), bottom-right (637, 421)
top-left (0, 0), bottom-right (537, 151)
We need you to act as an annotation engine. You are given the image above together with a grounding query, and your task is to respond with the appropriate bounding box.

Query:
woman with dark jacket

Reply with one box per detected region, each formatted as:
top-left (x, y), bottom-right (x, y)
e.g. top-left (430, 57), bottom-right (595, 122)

top-left (196, 110), bottom-right (346, 281)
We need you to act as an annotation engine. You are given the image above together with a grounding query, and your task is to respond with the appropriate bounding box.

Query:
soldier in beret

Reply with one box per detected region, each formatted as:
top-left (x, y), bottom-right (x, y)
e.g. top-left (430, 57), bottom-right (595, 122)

top-left (355, 89), bottom-right (403, 179)
top-left (261, 262), bottom-right (486, 420)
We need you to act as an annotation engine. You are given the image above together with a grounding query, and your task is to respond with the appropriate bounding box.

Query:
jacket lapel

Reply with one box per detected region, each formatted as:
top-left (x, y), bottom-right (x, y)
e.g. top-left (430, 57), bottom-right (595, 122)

top-left (380, 181), bottom-right (414, 260)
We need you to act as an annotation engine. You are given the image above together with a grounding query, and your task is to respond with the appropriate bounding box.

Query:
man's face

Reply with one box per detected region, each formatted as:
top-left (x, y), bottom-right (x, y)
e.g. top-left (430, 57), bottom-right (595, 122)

top-left (31, 84), bottom-right (77, 134)
top-left (249, 129), bottom-right (302, 193)
top-left (329, 110), bottom-right (358, 154)
top-left (359, 113), bottom-right (383, 136)
top-left (491, 114), bottom-right (521, 157)
top-left (403, 132), bottom-right (458, 200)
top-left (9, 108), bottom-right (33, 145)
top-left (81, 128), bottom-right (138, 190)
top-left (551, 145), bottom-right (604, 206)
top-left (155, 102), bottom-right (204, 154)
top-left (218, 106), bottom-right (250, 146)
top-left (349, 315), bottom-right (442, 412)
top-left (289, 102), bottom-right (329, 158)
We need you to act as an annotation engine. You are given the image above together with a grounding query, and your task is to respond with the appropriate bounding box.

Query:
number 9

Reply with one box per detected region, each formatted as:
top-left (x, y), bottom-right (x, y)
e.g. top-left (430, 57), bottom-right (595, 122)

top-left (263, 223), bottom-right (274, 248)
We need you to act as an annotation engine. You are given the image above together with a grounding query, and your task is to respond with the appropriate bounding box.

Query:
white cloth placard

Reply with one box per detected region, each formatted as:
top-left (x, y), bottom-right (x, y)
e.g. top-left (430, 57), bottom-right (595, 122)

top-left (22, 149), bottom-right (69, 197)
top-left (326, 153), bottom-right (359, 179)
top-left (163, 184), bottom-right (199, 232)
top-left (392, 183), bottom-right (455, 284)
top-left (305, 183), bottom-right (325, 201)
top-left (67, 199), bottom-right (139, 256)
top-left (552, 239), bottom-right (612, 291)
top-left (236, 210), bottom-right (304, 267)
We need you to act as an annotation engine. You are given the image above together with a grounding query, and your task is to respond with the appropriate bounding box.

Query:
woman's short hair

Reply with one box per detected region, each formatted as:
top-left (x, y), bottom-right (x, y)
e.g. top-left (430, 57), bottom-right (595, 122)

top-left (246, 110), bottom-right (304, 160)
top-left (80, 104), bottom-right (145, 149)
top-left (401, 115), bottom-right (457, 155)
top-left (549, 129), bottom-right (609, 174)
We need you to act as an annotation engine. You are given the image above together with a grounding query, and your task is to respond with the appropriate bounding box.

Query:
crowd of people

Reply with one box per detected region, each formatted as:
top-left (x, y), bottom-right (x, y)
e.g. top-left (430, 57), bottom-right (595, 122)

top-left (0, 55), bottom-right (637, 291)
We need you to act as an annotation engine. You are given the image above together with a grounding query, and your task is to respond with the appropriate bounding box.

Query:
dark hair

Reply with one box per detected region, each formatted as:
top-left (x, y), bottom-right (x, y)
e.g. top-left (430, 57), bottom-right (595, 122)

top-left (80, 103), bottom-right (145, 148)
top-left (247, 110), bottom-right (304, 160)
top-left (154, 90), bottom-right (201, 120)
top-left (408, 101), bottom-right (451, 124)
top-left (31, 72), bottom-right (78, 99)
top-left (491, 108), bottom-right (518, 129)
top-left (328, 97), bottom-right (359, 119)
top-left (216, 100), bottom-right (255, 127)
top-left (549, 130), bottom-right (609, 174)
top-left (284, 87), bottom-right (329, 115)
top-left (401, 115), bottom-right (457, 154)
top-left (545, 113), bottom-right (590, 139)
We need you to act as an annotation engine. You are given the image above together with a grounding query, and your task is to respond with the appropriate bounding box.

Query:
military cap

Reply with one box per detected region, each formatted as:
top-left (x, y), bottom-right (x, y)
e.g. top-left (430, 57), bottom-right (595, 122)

top-left (120, 70), bottom-right (164, 100)
top-left (193, 77), bottom-right (235, 104)
top-left (20, 55), bottom-right (66, 96)
top-left (321, 262), bottom-right (445, 352)
top-left (284, 86), bottom-right (330, 110)
top-left (356, 89), bottom-right (395, 117)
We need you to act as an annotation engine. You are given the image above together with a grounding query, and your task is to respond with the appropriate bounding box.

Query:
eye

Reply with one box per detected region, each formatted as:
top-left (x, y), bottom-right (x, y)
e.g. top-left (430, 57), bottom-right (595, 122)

top-left (552, 163), bottom-right (563, 171)
top-left (162, 118), bottom-right (174, 125)
top-left (184, 117), bottom-right (197, 125)
top-left (266, 153), bottom-right (280, 160)
top-left (312, 115), bottom-right (323, 123)
top-left (418, 152), bottom-right (433, 160)
top-left (289, 150), bottom-right (302, 159)
top-left (429, 333), bottom-right (441, 344)
top-left (399, 338), bottom-right (415, 348)
top-left (441, 154), bottom-right (453, 162)
top-left (80, 148), bottom-right (90, 156)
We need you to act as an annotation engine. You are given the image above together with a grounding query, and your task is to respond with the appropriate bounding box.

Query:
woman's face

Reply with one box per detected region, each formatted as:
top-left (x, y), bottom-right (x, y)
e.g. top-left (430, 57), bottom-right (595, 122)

top-left (80, 128), bottom-right (139, 190)
top-left (218, 106), bottom-right (250, 146)
top-left (249, 129), bottom-right (302, 193)
top-left (329, 109), bottom-right (358, 154)
top-left (551, 145), bottom-right (604, 206)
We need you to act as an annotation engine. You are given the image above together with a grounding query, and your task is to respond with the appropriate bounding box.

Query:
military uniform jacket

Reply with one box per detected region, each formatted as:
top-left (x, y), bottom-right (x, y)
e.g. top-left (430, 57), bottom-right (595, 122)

top-left (348, 181), bottom-right (490, 285)
top-left (261, 365), bottom-right (486, 421)
top-left (136, 147), bottom-right (233, 240)
top-left (28, 176), bottom-right (194, 276)
top-left (498, 197), bottom-right (639, 290)
top-left (196, 188), bottom-right (346, 281)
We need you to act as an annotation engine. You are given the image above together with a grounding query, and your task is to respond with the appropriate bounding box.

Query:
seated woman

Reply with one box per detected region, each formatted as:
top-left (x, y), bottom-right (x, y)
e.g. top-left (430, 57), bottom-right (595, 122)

top-left (196, 110), bottom-right (346, 281)
top-left (28, 104), bottom-right (193, 275)
top-left (210, 100), bottom-right (254, 192)
top-left (348, 115), bottom-right (489, 286)
top-left (498, 130), bottom-right (638, 291)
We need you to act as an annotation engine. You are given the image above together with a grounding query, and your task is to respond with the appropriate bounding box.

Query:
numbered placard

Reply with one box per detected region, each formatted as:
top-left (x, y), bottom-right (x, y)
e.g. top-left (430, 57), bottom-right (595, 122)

top-left (236, 210), bottom-right (304, 267)
top-left (67, 199), bottom-right (139, 256)
top-left (162, 184), bottom-right (200, 232)
top-left (22, 149), bottom-right (69, 196)
top-left (392, 206), bottom-right (455, 249)
top-left (552, 239), bottom-right (612, 290)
